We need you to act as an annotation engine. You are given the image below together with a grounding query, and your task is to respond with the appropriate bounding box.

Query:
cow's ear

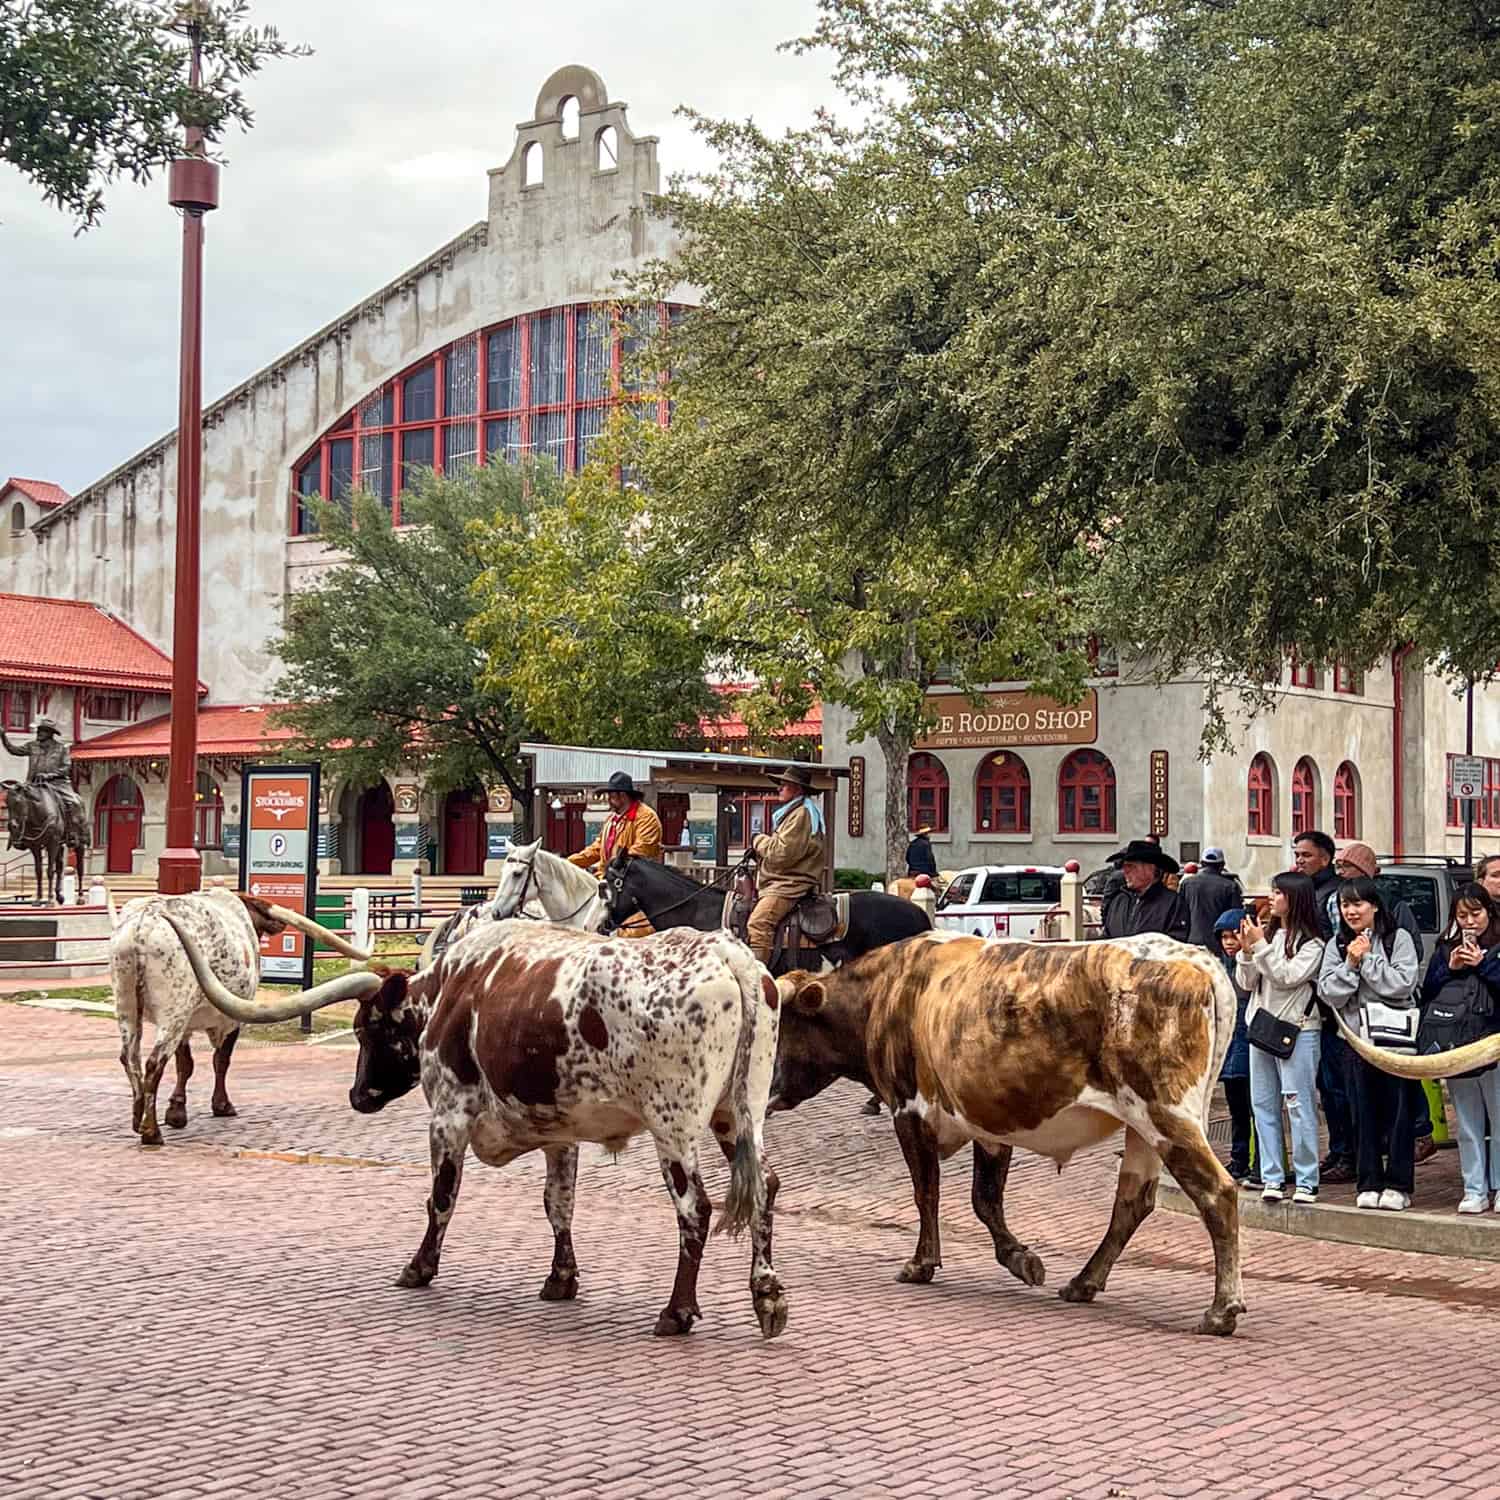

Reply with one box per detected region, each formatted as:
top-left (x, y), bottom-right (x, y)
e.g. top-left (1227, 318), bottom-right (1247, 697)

top-left (776, 972), bottom-right (826, 1013)
top-left (236, 893), bottom-right (285, 936)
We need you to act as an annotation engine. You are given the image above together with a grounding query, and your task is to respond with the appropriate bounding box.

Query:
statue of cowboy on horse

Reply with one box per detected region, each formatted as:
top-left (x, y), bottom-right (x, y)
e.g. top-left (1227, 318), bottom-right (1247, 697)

top-left (2, 716), bottom-right (90, 905)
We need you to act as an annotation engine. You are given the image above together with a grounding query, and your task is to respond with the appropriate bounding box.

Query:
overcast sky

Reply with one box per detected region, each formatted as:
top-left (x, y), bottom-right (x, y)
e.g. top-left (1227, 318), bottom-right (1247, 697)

top-left (0, 0), bottom-right (839, 494)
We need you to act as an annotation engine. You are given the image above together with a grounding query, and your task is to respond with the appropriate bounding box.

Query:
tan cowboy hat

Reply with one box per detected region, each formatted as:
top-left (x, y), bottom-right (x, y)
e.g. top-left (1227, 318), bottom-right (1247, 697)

top-left (768, 765), bottom-right (815, 792)
top-left (914, 826), bottom-right (934, 836)
top-left (33, 716), bottom-right (60, 734)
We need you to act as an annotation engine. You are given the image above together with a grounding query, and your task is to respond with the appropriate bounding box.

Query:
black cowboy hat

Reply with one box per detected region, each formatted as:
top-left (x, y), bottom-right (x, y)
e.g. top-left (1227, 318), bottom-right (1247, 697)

top-left (768, 764), bottom-right (815, 792)
top-left (1107, 839), bottom-right (1180, 875)
top-left (597, 771), bottom-right (643, 798)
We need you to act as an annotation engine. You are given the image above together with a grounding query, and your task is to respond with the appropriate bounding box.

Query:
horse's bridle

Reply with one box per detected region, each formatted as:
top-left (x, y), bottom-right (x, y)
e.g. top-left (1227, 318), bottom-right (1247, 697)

top-left (496, 857), bottom-right (603, 926)
top-left (599, 853), bottom-right (754, 933)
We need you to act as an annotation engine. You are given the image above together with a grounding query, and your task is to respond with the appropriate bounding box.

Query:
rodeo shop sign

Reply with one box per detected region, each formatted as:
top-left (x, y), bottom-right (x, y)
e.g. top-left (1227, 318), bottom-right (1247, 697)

top-left (237, 763), bottom-right (321, 986)
top-left (916, 690), bottom-right (1099, 751)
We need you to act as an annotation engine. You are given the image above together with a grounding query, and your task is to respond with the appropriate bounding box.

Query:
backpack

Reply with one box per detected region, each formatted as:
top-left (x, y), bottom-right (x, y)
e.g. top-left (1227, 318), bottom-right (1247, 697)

top-left (1416, 972), bottom-right (1497, 1080)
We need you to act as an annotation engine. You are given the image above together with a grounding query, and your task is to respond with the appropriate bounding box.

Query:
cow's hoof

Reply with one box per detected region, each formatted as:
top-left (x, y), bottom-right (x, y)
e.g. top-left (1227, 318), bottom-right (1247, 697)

top-left (1001, 1247), bottom-right (1047, 1287)
top-left (1196, 1301), bottom-right (1245, 1337)
top-left (1058, 1278), bottom-right (1099, 1304)
top-left (754, 1290), bottom-right (789, 1340)
top-left (539, 1272), bottom-right (578, 1302)
top-left (211, 1100), bottom-right (238, 1118)
top-left (896, 1259), bottom-right (936, 1285)
top-left (164, 1102), bottom-right (188, 1129)
top-left (653, 1306), bottom-right (697, 1337)
top-left (395, 1264), bottom-right (435, 1289)
top-left (138, 1126), bottom-right (164, 1148)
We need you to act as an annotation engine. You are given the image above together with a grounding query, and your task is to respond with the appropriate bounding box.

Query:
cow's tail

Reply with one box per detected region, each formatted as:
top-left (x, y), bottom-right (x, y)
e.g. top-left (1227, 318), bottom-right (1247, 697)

top-left (714, 938), bottom-right (768, 1240)
top-left (1202, 956), bottom-right (1237, 1134)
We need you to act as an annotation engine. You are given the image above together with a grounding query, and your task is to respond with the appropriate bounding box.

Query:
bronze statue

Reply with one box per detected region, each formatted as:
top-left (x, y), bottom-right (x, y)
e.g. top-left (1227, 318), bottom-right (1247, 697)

top-left (2, 716), bottom-right (90, 905)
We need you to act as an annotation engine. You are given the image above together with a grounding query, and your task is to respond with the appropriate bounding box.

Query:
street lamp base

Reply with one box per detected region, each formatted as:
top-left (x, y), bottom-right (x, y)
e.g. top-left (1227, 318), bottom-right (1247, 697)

top-left (158, 847), bottom-right (203, 895)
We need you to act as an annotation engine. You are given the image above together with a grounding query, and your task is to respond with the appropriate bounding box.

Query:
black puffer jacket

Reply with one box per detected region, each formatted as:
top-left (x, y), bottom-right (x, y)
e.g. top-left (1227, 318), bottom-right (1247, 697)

top-left (1103, 878), bottom-right (1189, 942)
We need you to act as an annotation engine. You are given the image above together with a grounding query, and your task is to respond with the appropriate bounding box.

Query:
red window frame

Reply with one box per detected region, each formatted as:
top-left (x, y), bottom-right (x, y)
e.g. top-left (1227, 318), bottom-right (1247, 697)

top-left (906, 753), bottom-right (951, 834)
top-left (194, 772), bottom-right (223, 850)
top-left (728, 794), bottom-right (779, 846)
top-left (1289, 653), bottom-right (1316, 689)
top-left (2, 687), bottom-right (32, 731)
top-left (291, 301), bottom-right (684, 535)
top-left (1086, 637), bottom-right (1119, 678)
top-left (1057, 749), bottom-right (1116, 834)
top-left (1248, 753), bottom-right (1275, 837)
top-left (1448, 754), bottom-right (1500, 830)
top-left (87, 693), bottom-right (126, 722)
top-left (1333, 661), bottom-right (1362, 695)
top-left (1291, 757), bottom-right (1317, 837)
top-left (1334, 761), bottom-right (1359, 840)
top-left (974, 751), bottom-right (1031, 833)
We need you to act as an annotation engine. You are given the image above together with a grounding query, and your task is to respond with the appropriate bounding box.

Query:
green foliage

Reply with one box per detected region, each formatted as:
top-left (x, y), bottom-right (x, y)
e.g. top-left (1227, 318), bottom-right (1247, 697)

top-left (834, 867), bottom-right (880, 890)
top-left (0, 1), bottom-right (304, 229)
top-left (270, 463), bottom-right (559, 813)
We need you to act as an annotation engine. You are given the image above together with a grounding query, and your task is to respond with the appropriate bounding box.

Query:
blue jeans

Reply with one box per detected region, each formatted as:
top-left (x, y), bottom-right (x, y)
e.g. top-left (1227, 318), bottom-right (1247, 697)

top-left (1450, 1070), bottom-right (1500, 1201)
top-left (1249, 1028), bottom-right (1322, 1191)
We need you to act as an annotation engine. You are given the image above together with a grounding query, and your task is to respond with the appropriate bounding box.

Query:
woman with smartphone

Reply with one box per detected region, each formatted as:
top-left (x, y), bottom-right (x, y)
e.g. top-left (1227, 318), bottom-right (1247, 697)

top-left (1319, 878), bottom-right (1422, 1211)
top-left (1420, 883), bottom-right (1500, 1213)
top-left (1236, 874), bottom-right (1326, 1204)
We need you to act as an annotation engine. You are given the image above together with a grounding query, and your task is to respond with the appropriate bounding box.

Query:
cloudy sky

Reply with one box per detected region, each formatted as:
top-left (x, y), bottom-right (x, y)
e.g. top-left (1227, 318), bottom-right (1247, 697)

top-left (0, 0), bottom-right (841, 494)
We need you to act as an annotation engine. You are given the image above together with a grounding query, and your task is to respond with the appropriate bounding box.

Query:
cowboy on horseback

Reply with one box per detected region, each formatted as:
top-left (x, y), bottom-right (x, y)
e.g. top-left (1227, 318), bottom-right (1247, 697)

top-left (1, 716), bottom-right (89, 849)
top-left (570, 771), bottom-right (662, 935)
top-left (746, 765), bottom-right (826, 969)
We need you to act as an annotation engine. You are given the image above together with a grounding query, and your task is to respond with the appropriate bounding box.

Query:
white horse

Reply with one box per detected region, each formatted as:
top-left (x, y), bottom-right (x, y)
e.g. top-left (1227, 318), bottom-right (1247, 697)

top-left (490, 839), bottom-right (611, 930)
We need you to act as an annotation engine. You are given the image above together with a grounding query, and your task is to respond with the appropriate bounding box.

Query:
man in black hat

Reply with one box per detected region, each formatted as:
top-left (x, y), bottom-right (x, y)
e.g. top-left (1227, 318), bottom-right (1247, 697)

top-left (1101, 839), bottom-right (1189, 941)
top-left (747, 764), bottom-right (826, 968)
top-left (568, 771), bottom-right (663, 879)
top-left (904, 826), bottom-right (938, 878)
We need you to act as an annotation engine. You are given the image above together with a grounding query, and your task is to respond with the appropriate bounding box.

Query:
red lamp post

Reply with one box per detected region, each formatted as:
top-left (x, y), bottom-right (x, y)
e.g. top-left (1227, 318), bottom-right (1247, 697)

top-left (158, 9), bottom-right (220, 895)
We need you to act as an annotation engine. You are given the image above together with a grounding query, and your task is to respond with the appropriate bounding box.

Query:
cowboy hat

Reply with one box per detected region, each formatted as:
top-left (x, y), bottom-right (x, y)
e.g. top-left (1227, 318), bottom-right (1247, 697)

top-left (768, 765), bottom-right (815, 792)
top-left (33, 716), bottom-right (60, 735)
top-left (1107, 839), bottom-right (1180, 875)
top-left (913, 826), bottom-right (933, 837)
top-left (596, 771), bottom-right (643, 798)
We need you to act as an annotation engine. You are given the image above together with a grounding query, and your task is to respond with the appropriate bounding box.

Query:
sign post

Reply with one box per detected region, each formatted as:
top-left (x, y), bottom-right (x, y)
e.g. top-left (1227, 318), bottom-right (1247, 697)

top-left (237, 763), bottom-right (321, 1032)
top-left (1453, 752), bottom-right (1483, 872)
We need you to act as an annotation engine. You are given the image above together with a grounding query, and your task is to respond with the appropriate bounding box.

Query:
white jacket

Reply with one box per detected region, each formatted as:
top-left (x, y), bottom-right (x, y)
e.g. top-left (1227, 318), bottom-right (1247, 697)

top-left (1236, 934), bottom-right (1326, 1030)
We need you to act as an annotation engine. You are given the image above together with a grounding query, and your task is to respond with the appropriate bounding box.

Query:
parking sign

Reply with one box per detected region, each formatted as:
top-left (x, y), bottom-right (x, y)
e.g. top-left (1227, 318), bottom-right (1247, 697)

top-left (1453, 755), bottom-right (1485, 801)
top-left (237, 763), bottom-right (321, 986)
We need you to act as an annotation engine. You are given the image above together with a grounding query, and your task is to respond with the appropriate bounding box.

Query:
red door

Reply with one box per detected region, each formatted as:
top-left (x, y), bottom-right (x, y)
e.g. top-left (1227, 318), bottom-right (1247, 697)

top-left (359, 783), bottom-right (395, 875)
top-left (443, 790), bottom-right (484, 875)
top-left (94, 775), bottom-right (142, 875)
top-left (545, 804), bottom-right (586, 856)
top-left (658, 793), bottom-right (690, 848)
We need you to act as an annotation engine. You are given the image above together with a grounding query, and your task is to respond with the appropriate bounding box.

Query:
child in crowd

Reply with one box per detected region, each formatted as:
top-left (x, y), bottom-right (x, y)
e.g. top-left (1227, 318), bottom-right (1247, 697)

top-left (1237, 875), bottom-right (1325, 1204)
top-left (1319, 877), bottom-right (1422, 1211)
top-left (1214, 908), bottom-right (1255, 1184)
top-left (1420, 883), bottom-right (1500, 1213)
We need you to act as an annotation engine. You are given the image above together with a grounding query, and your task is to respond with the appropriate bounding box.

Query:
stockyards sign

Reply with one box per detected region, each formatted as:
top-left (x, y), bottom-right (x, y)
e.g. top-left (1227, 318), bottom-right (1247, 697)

top-left (916, 690), bottom-right (1099, 751)
top-left (237, 763), bottom-right (320, 986)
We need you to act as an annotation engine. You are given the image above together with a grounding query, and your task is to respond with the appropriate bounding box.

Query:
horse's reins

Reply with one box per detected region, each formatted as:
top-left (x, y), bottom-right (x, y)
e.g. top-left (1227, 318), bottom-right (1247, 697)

top-left (499, 858), bottom-right (602, 925)
top-left (607, 857), bottom-right (752, 925)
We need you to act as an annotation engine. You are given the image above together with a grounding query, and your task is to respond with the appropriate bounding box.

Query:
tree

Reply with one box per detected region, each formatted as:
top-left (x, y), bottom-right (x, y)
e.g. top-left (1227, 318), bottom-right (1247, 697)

top-left (1, 1), bottom-right (303, 230)
top-left (270, 464), bottom-right (560, 841)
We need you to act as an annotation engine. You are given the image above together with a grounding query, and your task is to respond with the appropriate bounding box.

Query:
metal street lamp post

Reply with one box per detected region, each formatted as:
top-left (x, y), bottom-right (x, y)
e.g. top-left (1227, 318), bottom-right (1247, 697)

top-left (158, 7), bottom-right (221, 895)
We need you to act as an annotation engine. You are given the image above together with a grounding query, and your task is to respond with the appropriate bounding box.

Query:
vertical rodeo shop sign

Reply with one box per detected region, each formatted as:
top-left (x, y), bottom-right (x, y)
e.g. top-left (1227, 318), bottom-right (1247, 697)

top-left (237, 764), bottom-right (320, 987)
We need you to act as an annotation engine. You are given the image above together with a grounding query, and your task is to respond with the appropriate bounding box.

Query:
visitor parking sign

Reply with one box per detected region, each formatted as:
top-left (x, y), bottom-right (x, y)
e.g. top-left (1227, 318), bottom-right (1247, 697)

top-left (237, 763), bottom-right (321, 985)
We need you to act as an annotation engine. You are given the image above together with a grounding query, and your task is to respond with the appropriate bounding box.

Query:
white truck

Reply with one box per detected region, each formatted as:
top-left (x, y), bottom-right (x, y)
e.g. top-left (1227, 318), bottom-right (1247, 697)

top-left (932, 865), bottom-right (1067, 940)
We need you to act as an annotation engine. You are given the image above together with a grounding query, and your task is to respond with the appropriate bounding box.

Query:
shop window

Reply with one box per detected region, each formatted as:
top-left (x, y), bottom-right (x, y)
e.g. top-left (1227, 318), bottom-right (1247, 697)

top-left (975, 751), bottom-right (1031, 834)
top-left (1248, 752), bottom-right (1277, 837)
top-left (1334, 761), bottom-right (1360, 840)
top-left (1291, 757), bottom-right (1318, 837)
top-left (906, 753), bottom-right (950, 834)
top-left (1057, 750), bottom-right (1116, 834)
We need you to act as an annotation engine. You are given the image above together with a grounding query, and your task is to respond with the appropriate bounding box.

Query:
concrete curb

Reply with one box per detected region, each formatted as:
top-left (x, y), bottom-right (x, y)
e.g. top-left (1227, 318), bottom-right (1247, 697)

top-left (1160, 1178), bottom-right (1500, 1262)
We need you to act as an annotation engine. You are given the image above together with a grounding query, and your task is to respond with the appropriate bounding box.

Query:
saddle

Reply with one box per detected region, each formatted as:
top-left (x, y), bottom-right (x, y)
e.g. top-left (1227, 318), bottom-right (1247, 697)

top-left (724, 869), bottom-right (850, 973)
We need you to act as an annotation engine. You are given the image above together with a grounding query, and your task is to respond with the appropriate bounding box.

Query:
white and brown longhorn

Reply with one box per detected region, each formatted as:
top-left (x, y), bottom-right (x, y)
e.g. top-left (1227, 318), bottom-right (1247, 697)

top-left (167, 914), bottom-right (789, 1341)
top-left (112, 888), bottom-right (378, 1145)
top-left (772, 931), bottom-right (1247, 1336)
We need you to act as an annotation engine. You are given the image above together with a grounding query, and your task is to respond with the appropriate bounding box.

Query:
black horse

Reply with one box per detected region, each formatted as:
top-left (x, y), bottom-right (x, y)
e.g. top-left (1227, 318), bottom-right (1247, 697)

top-left (2, 780), bottom-right (87, 906)
top-left (601, 854), bottom-right (930, 969)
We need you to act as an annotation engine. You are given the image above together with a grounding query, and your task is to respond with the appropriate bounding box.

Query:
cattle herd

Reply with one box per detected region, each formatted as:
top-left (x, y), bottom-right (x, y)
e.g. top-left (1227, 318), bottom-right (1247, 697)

top-left (110, 862), bottom-right (1253, 1342)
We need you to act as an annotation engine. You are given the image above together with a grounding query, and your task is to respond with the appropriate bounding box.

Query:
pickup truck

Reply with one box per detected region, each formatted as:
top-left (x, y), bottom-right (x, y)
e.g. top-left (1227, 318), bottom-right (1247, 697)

top-left (933, 865), bottom-right (1066, 940)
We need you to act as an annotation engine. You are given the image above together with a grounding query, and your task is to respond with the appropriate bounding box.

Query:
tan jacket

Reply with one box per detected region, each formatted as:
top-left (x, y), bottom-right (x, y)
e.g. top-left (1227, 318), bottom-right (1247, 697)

top-left (569, 801), bottom-right (663, 878)
top-left (752, 799), bottom-right (824, 900)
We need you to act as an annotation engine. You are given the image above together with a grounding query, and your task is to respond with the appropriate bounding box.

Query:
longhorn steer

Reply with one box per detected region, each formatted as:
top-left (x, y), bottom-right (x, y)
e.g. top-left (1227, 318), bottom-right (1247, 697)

top-left (773, 932), bottom-right (1245, 1335)
top-left (112, 888), bottom-right (376, 1146)
top-left (167, 917), bottom-right (789, 1340)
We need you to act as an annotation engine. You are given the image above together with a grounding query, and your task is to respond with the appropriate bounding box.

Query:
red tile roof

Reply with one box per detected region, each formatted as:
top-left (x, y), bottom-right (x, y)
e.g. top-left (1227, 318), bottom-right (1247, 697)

top-left (701, 683), bottom-right (822, 741)
top-left (0, 592), bottom-right (205, 693)
top-left (4, 477), bottom-right (71, 509)
top-left (73, 703), bottom-right (297, 761)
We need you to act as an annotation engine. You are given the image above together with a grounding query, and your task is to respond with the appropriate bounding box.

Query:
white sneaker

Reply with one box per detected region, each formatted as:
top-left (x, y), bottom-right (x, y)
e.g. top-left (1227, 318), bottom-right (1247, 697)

top-left (1292, 1186), bottom-right (1319, 1205)
top-left (1493, 1192), bottom-right (1500, 1213)
top-left (1260, 1183), bottom-right (1284, 1203)
top-left (1378, 1189), bottom-right (1410, 1212)
top-left (1356, 1191), bottom-right (1381, 1209)
top-left (1458, 1195), bottom-right (1489, 1215)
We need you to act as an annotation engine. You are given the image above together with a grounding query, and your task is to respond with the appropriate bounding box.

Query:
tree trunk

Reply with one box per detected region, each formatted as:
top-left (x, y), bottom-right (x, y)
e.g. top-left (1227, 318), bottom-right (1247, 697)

top-left (875, 725), bottom-right (913, 887)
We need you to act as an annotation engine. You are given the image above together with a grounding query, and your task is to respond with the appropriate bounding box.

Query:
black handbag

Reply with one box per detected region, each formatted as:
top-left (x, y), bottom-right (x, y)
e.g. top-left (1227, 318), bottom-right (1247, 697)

top-left (1416, 971), bottom-right (1496, 1080)
top-left (1247, 999), bottom-right (1312, 1059)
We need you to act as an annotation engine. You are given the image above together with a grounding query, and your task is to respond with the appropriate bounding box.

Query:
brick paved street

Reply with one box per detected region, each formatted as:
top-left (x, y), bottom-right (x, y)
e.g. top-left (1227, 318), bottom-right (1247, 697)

top-left (4, 1005), bottom-right (1499, 1500)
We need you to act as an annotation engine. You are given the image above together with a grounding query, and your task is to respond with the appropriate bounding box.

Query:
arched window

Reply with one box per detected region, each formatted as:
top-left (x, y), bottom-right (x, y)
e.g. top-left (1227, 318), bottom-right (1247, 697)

top-left (1291, 757), bottom-right (1318, 837)
top-left (194, 772), bottom-right (223, 850)
top-left (559, 95), bottom-right (579, 140)
top-left (906, 753), bottom-right (950, 834)
top-left (290, 301), bottom-right (690, 535)
top-left (9, 501), bottom-right (23, 535)
top-left (975, 752), bottom-right (1031, 834)
top-left (1057, 750), bottom-right (1116, 834)
top-left (596, 124), bottom-right (619, 169)
top-left (1334, 762), bottom-right (1360, 841)
top-left (1248, 753), bottom-right (1276, 837)
top-left (521, 140), bottom-right (543, 186)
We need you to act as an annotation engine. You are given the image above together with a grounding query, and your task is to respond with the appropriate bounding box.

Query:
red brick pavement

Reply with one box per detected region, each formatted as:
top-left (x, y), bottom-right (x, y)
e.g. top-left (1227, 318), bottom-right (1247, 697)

top-left (3, 1005), bottom-right (1499, 1499)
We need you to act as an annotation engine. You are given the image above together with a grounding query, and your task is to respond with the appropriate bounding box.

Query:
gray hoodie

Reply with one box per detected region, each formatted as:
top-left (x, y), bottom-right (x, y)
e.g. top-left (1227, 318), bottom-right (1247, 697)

top-left (1316, 927), bottom-right (1420, 1039)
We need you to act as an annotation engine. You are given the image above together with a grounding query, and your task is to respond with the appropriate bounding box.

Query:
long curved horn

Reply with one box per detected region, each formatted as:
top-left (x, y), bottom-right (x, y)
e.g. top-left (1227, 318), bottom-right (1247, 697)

top-left (265, 902), bottom-right (372, 962)
top-left (418, 919), bottom-right (444, 971)
top-left (159, 910), bottom-right (382, 1023)
top-left (1332, 1006), bottom-right (1500, 1079)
